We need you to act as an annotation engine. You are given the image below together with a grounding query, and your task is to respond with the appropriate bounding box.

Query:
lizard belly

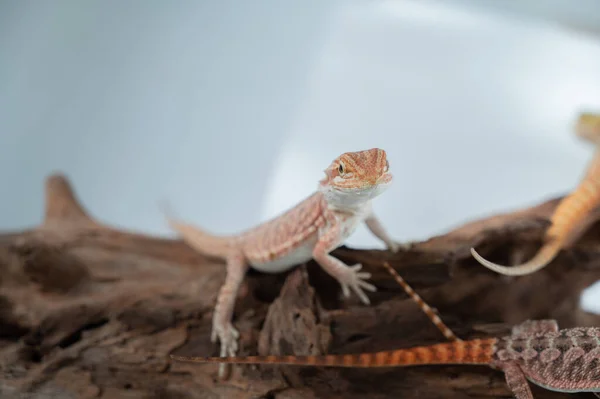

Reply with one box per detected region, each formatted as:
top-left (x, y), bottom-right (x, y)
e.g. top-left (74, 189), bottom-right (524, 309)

top-left (248, 235), bottom-right (318, 273)
top-left (246, 204), bottom-right (368, 274)
top-left (526, 378), bottom-right (583, 393)
top-left (526, 375), bottom-right (600, 393)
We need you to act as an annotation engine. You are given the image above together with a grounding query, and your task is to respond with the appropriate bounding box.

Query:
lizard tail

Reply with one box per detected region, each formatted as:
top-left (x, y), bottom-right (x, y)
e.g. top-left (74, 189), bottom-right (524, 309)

top-left (471, 163), bottom-right (600, 277)
top-left (470, 241), bottom-right (561, 277)
top-left (170, 338), bottom-right (497, 368)
top-left (381, 262), bottom-right (461, 342)
top-left (160, 200), bottom-right (232, 259)
top-left (575, 111), bottom-right (600, 144)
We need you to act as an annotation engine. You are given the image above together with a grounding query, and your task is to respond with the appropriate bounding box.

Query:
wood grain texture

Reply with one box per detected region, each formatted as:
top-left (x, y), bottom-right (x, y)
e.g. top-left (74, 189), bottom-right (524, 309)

top-left (1, 173), bottom-right (600, 398)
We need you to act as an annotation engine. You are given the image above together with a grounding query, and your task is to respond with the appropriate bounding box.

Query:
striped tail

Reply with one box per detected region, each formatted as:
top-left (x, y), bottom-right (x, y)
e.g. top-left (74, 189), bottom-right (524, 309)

top-left (170, 338), bottom-right (497, 368)
top-left (160, 201), bottom-right (232, 259)
top-left (381, 262), bottom-right (460, 342)
top-left (471, 152), bottom-right (600, 276)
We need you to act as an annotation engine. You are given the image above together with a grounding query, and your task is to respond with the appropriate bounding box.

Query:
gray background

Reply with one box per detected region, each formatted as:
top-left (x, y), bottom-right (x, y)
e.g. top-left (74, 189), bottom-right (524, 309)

top-left (2, 0), bottom-right (600, 311)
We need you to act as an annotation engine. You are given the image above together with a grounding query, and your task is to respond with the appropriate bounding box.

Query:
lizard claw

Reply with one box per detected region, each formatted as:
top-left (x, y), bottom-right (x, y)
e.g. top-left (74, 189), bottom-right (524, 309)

top-left (211, 321), bottom-right (240, 379)
top-left (336, 263), bottom-right (377, 305)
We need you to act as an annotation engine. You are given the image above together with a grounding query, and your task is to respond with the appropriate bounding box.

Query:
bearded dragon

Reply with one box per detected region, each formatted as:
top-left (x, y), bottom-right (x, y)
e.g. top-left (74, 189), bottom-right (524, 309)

top-left (165, 148), bottom-right (403, 378)
top-left (171, 319), bottom-right (600, 399)
top-left (471, 111), bottom-right (600, 276)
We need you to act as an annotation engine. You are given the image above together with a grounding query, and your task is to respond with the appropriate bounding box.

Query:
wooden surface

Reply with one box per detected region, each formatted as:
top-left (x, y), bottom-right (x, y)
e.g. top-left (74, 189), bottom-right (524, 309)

top-left (1, 173), bottom-right (600, 398)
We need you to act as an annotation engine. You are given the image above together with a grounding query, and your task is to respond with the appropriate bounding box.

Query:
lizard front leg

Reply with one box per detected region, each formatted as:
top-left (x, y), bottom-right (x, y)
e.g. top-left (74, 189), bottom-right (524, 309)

top-left (312, 214), bottom-right (376, 305)
top-left (365, 213), bottom-right (411, 252)
top-left (212, 251), bottom-right (249, 379)
top-left (501, 363), bottom-right (534, 399)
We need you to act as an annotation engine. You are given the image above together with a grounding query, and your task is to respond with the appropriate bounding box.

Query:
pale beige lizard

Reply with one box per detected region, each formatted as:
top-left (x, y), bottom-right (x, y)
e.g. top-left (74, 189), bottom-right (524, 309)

top-left (471, 111), bottom-right (600, 276)
top-left (165, 148), bottom-right (403, 377)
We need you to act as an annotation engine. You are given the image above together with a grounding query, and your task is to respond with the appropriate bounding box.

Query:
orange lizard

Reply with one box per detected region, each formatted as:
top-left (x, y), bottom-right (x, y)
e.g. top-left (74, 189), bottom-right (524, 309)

top-left (470, 111), bottom-right (600, 276)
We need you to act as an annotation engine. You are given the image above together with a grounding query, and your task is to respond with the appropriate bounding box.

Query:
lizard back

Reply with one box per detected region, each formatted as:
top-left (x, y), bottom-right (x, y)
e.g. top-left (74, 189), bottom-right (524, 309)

top-left (493, 327), bottom-right (600, 392)
top-left (238, 192), bottom-right (327, 267)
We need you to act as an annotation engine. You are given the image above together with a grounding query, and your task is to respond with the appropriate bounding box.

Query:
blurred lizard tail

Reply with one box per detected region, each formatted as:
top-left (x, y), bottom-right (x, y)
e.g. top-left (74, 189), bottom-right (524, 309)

top-left (470, 240), bottom-right (562, 277)
top-left (159, 200), bottom-right (232, 259)
top-left (470, 172), bottom-right (600, 277)
top-left (170, 339), bottom-right (497, 367)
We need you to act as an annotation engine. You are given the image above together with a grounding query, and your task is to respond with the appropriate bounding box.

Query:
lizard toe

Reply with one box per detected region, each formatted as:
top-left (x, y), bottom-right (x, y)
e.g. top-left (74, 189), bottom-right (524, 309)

top-left (213, 321), bottom-right (240, 357)
top-left (350, 284), bottom-right (370, 305)
top-left (228, 343), bottom-right (237, 357)
top-left (357, 271), bottom-right (371, 279)
top-left (349, 264), bottom-right (363, 271)
top-left (341, 284), bottom-right (351, 298)
top-left (358, 279), bottom-right (377, 292)
top-left (335, 263), bottom-right (375, 304)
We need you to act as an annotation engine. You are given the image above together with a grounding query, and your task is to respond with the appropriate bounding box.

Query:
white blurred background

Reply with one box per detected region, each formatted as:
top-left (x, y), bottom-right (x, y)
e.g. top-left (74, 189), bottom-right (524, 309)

top-left (2, 0), bottom-right (600, 311)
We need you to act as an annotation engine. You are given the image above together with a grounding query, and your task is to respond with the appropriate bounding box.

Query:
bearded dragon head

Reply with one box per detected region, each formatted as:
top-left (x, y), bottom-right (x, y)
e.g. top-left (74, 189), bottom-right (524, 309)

top-left (319, 148), bottom-right (393, 207)
top-left (575, 111), bottom-right (600, 145)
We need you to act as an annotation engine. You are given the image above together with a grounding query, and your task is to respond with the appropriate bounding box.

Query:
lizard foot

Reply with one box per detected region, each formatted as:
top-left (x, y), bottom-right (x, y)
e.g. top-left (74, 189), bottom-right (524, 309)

top-left (335, 264), bottom-right (377, 305)
top-left (211, 321), bottom-right (240, 379)
top-left (390, 240), bottom-right (415, 252)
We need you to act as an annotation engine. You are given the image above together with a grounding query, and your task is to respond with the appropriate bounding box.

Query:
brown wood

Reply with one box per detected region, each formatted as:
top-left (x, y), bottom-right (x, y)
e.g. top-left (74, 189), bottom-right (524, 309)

top-left (1, 173), bottom-right (599, 398)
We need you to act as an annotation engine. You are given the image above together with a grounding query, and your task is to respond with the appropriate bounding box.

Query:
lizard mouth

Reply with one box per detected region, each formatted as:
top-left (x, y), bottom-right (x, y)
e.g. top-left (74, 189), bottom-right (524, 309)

top-left (377, 172), bottom-right (393, 185)
top-left (332, 172), bottom-right (393, 192)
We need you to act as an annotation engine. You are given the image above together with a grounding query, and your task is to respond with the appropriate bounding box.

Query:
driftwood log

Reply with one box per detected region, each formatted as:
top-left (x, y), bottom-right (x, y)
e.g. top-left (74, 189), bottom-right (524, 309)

top-left (1, 174), bottom-right (600, 399)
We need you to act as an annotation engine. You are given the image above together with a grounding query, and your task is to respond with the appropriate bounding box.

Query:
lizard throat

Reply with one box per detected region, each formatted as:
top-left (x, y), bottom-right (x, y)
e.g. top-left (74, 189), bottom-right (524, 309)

top-left (319, 183), bottom-right (390, 209)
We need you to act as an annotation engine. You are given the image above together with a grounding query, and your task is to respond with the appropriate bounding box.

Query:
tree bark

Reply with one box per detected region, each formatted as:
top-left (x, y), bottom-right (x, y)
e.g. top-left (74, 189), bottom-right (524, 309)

top-left (1, 173), bottom-right (599, 398)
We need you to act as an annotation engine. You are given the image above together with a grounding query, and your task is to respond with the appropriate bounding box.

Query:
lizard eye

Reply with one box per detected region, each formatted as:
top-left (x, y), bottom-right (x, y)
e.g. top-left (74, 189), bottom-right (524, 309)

top-left (338, 163), bottom-right (346, 175)
top-left (384, 160), bottom-right (389, 172)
